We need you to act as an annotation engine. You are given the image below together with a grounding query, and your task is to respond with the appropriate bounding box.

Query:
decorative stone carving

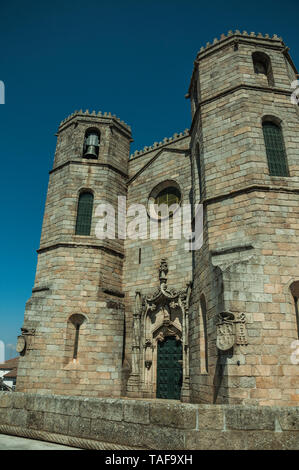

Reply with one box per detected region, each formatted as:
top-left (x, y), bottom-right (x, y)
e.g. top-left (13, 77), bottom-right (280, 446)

top-left (159, 258), bottom-right (168, 282)
top-left (16, 335), bottom-right (26, 354)
top-left (127, 259), bottom-right (192, 401)
top-left (235, 312), bottom-right (248, 346)
top-left (16, 327), bottom-right (36, 355)
top-left (154, 324), bottom-right (182, 343)
top-left (144, 340), bottom-right (154, 370)
top-left (216, 311), bottom-right (248, 351)
top-left (156, 331), bottom-right (165, 343)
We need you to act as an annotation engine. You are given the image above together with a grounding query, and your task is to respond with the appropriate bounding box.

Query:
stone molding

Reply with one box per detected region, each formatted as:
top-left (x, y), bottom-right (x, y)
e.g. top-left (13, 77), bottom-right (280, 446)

top-left (204, 184), bottom-right (299, 206)
top-left (37, 242), bottom-right (124, 259)
top-left (190, 84), bottom-right (293, 134)
top-left (49, 160), bottom-right (128, 179)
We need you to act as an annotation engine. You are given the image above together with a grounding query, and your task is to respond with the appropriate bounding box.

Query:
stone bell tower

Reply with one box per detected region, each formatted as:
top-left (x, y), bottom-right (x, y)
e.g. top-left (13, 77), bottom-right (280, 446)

top-left (188, 31), bottom-right (299, 405)
top-left (16, 110), bottom-right (132, 397)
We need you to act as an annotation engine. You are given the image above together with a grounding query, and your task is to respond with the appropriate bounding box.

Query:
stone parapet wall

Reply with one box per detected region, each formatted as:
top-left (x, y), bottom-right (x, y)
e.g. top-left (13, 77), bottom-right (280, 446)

top-left (0, 392), bottom-right (298, 450)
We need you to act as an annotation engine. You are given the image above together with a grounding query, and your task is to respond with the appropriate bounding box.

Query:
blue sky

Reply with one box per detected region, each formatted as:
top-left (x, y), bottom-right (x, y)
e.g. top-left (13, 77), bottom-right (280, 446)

top-left (0, 0), bottom-right (298, 359)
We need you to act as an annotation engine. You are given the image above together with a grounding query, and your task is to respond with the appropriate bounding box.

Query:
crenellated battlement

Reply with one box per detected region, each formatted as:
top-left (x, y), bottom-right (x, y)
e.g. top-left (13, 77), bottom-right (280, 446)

top-left (196, 30), bottom-right (284, 59)
top-left (186, 30), bottom-right (291, 99)
top-left (58, 109), bottom-right (131, 134)
top-left (130, 128), bottom-right (189, 159)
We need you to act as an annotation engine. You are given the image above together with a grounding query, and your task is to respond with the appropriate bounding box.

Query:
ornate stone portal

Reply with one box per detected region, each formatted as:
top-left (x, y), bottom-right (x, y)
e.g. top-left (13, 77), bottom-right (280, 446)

top-left (127, 259), bottom-right (192, 401)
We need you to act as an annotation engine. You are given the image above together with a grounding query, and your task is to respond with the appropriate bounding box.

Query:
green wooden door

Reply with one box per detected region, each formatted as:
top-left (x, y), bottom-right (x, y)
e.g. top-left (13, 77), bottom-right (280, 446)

top-left (156, 336), bottom-right (182, 400)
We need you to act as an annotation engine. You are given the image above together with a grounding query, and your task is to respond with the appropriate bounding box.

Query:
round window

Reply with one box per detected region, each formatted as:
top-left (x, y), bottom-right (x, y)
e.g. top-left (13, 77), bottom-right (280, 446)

top-left (154, 186), bottom-right (181, 207)
top-left (148, 181), bottom-right (182, 220)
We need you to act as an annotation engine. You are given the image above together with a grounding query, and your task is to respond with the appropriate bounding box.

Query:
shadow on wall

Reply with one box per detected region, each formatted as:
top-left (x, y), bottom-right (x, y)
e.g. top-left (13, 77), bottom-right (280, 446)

top-left (213, 348), bottom-right (232, 404)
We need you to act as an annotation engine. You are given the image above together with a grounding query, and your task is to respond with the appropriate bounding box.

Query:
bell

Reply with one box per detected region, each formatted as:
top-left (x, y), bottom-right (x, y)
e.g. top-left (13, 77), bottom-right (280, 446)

top-left (84, 133), bottom-right (99, 157)
top-left (84, 145), bottom-right (98, 158)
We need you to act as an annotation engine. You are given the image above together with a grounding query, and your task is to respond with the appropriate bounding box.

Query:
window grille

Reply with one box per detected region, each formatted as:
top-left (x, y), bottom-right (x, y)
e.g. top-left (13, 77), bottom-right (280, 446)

top-left (75, 192), bottom-right (94, 235)
top-left (262, 122), bottom-right (289, 177)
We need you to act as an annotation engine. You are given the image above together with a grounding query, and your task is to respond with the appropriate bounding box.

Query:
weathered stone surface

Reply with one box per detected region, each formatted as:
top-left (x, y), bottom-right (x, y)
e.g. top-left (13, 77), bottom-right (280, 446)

top-left (80, 398), bottom-right (123, 421)
top-left (91, 419), bottom-right (145, 448)
top-left (24, 394), bottom-right (37, 411)
top-left (10, 409), bottom-right (28, 427)
top-left (68, 415), bottom-right (91, 438)
top-left (150, 402), bottom-right (197, 429)
top-left (142, 424), bottom-right (185, 450)
top-left (0, 408), bottom-right (11, 425)
top-left (0, 393), bottom-right (13, 408)
top-left (123, 401), bottom-right (150, 425)
top-left (185, 430), bottom-right (248, 450)
top-left (43, 412), bottom-right (69, 434)
top-left (245, 431), bottom-right (299, 450)
top-left (225, 406), bottom-right (276, 430)
top-left (30, 395), bottom-right (54, 412)
top-left (27, 411), bottom-right (44, 430)
top-left (55, 396), bottom-right (81, 416)
top-left (277, 408), bottom-right (299, 431)
top-left (12, 393), bottom-right (28, 410)
top-left (197, 405), bottom-right (224, 430)
top-left (187, 429), bottom-right (299, 450)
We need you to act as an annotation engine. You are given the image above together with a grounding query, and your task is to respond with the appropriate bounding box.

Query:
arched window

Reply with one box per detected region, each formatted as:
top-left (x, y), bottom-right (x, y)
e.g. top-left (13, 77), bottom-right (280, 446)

top-left (290, 282), bottom-right (299, 339)
top-left (67, 314), bottom-right (86, 361)
top-left (199, 294), bottom-right (208, 374)
top-left (83, 128), bottom-right (100, 158)
top-left (148, 180), bottom-right (181, 220)
top-left (262, 121), bottom-right (289, 177)
top-left (193, 80), bottom-right (199, 110)
top-left (195, 143), bottom-right (203, 201)
top-left (252, 52), bottom-right (274, 86)
top-left (75, 191), bottom-right (94, 235)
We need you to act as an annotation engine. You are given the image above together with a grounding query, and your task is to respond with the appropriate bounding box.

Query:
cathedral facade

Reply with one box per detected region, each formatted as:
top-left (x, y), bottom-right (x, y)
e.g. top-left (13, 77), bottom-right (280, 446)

top-left (16, 31), bottom-right (299, 406)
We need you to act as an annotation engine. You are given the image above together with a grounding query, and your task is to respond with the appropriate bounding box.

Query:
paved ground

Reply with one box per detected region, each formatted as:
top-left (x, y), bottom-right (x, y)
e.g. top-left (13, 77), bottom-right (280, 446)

top-left (0, 434), bottom-right (80, 450)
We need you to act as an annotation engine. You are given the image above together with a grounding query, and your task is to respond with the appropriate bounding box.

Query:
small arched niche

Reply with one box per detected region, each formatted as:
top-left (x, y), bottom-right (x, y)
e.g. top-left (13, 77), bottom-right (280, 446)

top-left (252, 51), bottom-right (274, 86)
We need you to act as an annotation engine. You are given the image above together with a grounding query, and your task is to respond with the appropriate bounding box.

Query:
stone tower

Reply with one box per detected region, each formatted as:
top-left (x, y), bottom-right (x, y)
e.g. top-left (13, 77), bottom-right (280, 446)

top-left (188, 31), bottom-right (299, 405)
top-left (16, 111), bottom-right (132, 397)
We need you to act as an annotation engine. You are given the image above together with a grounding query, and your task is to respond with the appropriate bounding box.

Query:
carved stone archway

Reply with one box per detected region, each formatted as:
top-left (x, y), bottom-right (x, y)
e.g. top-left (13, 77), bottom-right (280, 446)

top-left (127, 259), bottom-right (192, 401)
